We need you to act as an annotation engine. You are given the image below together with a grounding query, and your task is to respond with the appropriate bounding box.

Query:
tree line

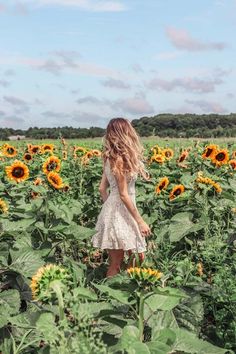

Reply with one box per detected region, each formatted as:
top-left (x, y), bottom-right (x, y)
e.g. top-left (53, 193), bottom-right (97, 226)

top-left (0, 113), bottom-right (236, 140)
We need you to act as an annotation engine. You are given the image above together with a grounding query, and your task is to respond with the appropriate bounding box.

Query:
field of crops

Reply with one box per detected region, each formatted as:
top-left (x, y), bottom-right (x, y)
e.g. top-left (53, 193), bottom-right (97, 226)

top-left (0, 138), bottom-right (235, 354)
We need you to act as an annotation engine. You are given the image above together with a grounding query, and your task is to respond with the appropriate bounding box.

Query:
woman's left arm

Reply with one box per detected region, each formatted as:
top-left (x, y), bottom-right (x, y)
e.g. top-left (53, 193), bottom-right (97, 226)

top-left (99, 169), bottom-right (109, 203)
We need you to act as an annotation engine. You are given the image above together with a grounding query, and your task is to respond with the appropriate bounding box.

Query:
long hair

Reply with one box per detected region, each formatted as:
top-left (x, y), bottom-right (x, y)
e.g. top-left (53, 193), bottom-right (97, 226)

top-left (102, 118), bottom-right (149, 180)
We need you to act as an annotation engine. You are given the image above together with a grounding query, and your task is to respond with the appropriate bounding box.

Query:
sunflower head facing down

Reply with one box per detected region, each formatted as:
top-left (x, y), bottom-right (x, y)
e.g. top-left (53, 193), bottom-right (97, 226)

top-left (30, 264), bottom-right (68, 301)
top-left (5, 160), bottom-right (29, 183)
top-left (73, 146), bottom-right (87, 158)
top-left (202, 144), bottom-right (218, 159)
top-left (178, 150), bottom-right (189, 163)
top-left (0, 199), bottom-right (8, 214)
top-left (43, 156), bottom-right (61, 174)
top-left (127, 267), bottom-right (163, 284)
top-left (2, 144), bottom-right (17, 158)
top-left (155, 177), bottom-right (169, 194)
top-left (169, 184), bottom-right (185, 200)
top-left (212, 149), bottom-right (229, 167)
top-left (47, 171), bottom-right (64, 189)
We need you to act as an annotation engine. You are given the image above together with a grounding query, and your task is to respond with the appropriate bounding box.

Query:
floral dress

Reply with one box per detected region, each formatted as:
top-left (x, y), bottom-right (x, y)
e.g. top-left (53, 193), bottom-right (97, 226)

top-left (92, 159), bottom-right (146, 253)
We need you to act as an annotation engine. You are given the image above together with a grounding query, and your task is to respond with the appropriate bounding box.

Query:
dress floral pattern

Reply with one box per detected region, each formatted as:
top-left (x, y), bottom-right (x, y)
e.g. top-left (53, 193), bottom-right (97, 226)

top-left (92, 159), bottom-right (146, 252)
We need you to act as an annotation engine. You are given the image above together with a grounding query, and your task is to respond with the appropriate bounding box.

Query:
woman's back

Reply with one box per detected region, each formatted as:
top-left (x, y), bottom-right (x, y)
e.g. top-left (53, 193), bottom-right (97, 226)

top-left (104, 158), bottom-right (137, 196)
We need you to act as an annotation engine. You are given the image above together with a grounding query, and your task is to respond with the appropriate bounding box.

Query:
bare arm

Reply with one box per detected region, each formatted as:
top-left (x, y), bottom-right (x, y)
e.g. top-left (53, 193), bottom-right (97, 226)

top-left (99, 165), bottom-right (110, 203)
top-left (114, 169), bottom-right (151, 236)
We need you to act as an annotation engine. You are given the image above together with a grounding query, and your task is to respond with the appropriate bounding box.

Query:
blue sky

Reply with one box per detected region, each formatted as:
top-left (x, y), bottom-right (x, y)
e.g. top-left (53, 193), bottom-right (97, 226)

top-left (0, 0), bottom-right (235, 129)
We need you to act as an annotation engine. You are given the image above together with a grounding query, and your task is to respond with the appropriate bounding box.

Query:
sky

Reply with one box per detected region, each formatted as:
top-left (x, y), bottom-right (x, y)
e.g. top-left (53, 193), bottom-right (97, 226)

top-left (0, 0), bottom-right (235, 129)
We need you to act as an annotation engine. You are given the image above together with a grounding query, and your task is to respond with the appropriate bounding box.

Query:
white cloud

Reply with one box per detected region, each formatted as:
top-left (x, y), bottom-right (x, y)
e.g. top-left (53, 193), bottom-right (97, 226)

top-left (19, 0), bottom-right (126, 12)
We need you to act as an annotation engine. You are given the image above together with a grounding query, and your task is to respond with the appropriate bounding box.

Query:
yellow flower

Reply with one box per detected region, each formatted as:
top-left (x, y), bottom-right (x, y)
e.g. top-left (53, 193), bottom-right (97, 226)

top-left (127, 267), bottom-right (163, 283)
top-left (169, 184), bottom-right (185, 200)
top-left (178, 150), bottom-right (189, 163)
top-left (30, 264), bottom-right (67, 301)
top-left (23, 153), bottom-right (33, 163)
top-left (73, 146), bottom-right (87, 158)
top-left (229, 159), bottom-right (236, 170)
top-left (152, 153), bottom-right (165, 164)
top-left (155, 177), bottom-right (169, 194)
top-left (5, 160), bottom-right (29, 183)
top-left (202, 144), bottom-right (218, 159)
top-left (197, 262), bottom-right (203, 277)
top-left (43, 156), bottom-right (61, 175)
top-left (211, 149), bottom-right (229, 167)
top-left (41, 144), bottom-right (55, 154)
top-left (47, 171), bottom-right (64, 189)
top-left (162, 148), bottom-right (174, 160)
top-left (0, 199), bottom-right (8, 214)
top-left (2, 144), bottom-right (17, 158)
top-left (29, 145), bottom-right (41, 155)
top-left (196, 175), bottom-right (222, 193)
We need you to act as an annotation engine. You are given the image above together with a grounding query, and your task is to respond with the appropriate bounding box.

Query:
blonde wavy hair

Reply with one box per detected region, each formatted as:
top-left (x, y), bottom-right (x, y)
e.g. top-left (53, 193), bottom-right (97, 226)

top-left (102, 118), bottom-right (149, 180)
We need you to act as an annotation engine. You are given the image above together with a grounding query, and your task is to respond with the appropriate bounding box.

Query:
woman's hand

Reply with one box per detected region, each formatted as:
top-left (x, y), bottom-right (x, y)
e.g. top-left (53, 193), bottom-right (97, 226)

top-left (137, 220), bottom-right (151, 237)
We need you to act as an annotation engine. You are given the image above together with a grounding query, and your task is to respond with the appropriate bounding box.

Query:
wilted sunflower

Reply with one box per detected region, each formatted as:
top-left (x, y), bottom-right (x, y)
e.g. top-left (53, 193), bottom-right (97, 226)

top-left (29, 145), bottom-right (41, 155)
top-left (41, 144), bottom-right (54, 154)
top-left (127, 267), bottom-right (163, 284)
top-left (202, 144), bottom-right (218, 159)
top-left (0, 198), bottom-right (8, 214)
top-left (169, 184), bottom-right (185, 200)
top-left (30, 264), bottom-right (68, 301)
top-left (155, 177), bottom-right (169, 194)
top-left (47, 171), bottom-right (64, 189)
top-left (229, 159), bottom-right (236, 170)
top-left (178, 150), bottom-right (189, 163)
top-left (23, 153), bottom-right (33, 163)
top-left (5, 160), bottom-right (29, 183)
top-left (162, 148), bottom-right (174, 160)
top-left (2, 144), bottom-right (17, 158)
top-left (43, 156), bottom-right (61, 174)
top-left (212, 149), bottom-right (229, 167)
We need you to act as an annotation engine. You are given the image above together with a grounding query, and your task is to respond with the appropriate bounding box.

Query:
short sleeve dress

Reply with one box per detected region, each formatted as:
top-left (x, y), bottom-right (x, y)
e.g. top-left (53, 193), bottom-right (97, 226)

top-left (91, 159), bottom-right (146, 253)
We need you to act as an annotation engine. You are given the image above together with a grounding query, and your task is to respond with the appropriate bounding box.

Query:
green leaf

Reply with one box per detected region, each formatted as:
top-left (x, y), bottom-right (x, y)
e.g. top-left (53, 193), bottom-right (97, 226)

top-left (10, 248), bottom-right (44, 277)
top-left (146, 341), bottom-right (171, 354)
top-left (93, 284), bottom-right (133, 305)
top-left (73, 287), bottom-right (98, 301)
top-left (0, 289), bottom-right (21, 327)
top-left (36, 313), bottom-right (59, 343)
top-left (172, 328), bottom-right (230, 354)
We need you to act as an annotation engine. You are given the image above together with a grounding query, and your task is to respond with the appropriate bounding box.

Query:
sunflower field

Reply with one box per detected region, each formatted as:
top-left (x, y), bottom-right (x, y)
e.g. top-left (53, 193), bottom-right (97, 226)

top-left (0, 138), bottom-right (235, 354)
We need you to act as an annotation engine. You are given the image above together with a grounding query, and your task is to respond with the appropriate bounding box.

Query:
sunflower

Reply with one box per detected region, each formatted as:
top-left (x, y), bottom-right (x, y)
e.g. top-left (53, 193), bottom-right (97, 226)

top-left (169, 184), bottom-right (185, 200)
top-left (30, 264), bottom-right (68, 301)
top-left (127, 267), bottom-right (163, 283)
top-left (29, 145), bottom-right (41, 155)
top-left (0, 199), bottom-right (8, 214)
top-left (47, 171), bottom-right (64, 189)
top-left (43, 156), bottom-right (61, 174)
top-left (229, 159), bottom-right (236, 170)
top-left (62, 150), bottom-right (67, 160)
top-left (211, 149), bottom-right (229, 167)
top-left (34, 177), bottom-right (43, 186)
top-left (41, 144), bottom-right (55, 154)
top-left (2, 144), bottom-right (17, 158)
top-left (23, 153), bottom-right (33, 163)
top-left (91, 149), bottom-right (102, 157)
top-left (73, 146), bottom-right (87, 158)
top-left (197, 262), bottom-right (203, 277)
top-left (155, 177), bottom-right (169, 194)
top-left (202, 144), bottom-right (218, 159)
top-left (178, 150), bottom-right (189, 163)
top-left (162, 148), bottom-right (174, 160)
top-left (152, 153), bottom-right (165, 164)
top-left (85, 150), bottom-right (94, 159)
top-left (150, 144), bottom-right (162, 155)
top-left (196, 175), bottom-right (222, 193)
top-left (5, 160), bottom-right (29, 183)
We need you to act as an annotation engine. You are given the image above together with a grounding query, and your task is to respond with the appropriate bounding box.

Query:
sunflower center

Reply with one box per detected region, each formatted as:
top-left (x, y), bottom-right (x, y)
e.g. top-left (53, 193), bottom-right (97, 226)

top-left (7, 148), bottom-right (15, 154)
top-left (12, 167), bottom-right (25, 178)
top-left (165, 152), bottom-right (171, 157)
top-left (50, 176), bottom-right (59, 185)
top-left (173, 188), bottom-right (181, 196)
top-left (206, 148), bottom-right (213, 157)
top-left (47, 162), bottom-right (57, 171)
top-left (159, 182), bottom-right (165, 190)
top-left (216, 153), bottom-right (225, 161)
top-left (25, 154), bottom-right (32, 160)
